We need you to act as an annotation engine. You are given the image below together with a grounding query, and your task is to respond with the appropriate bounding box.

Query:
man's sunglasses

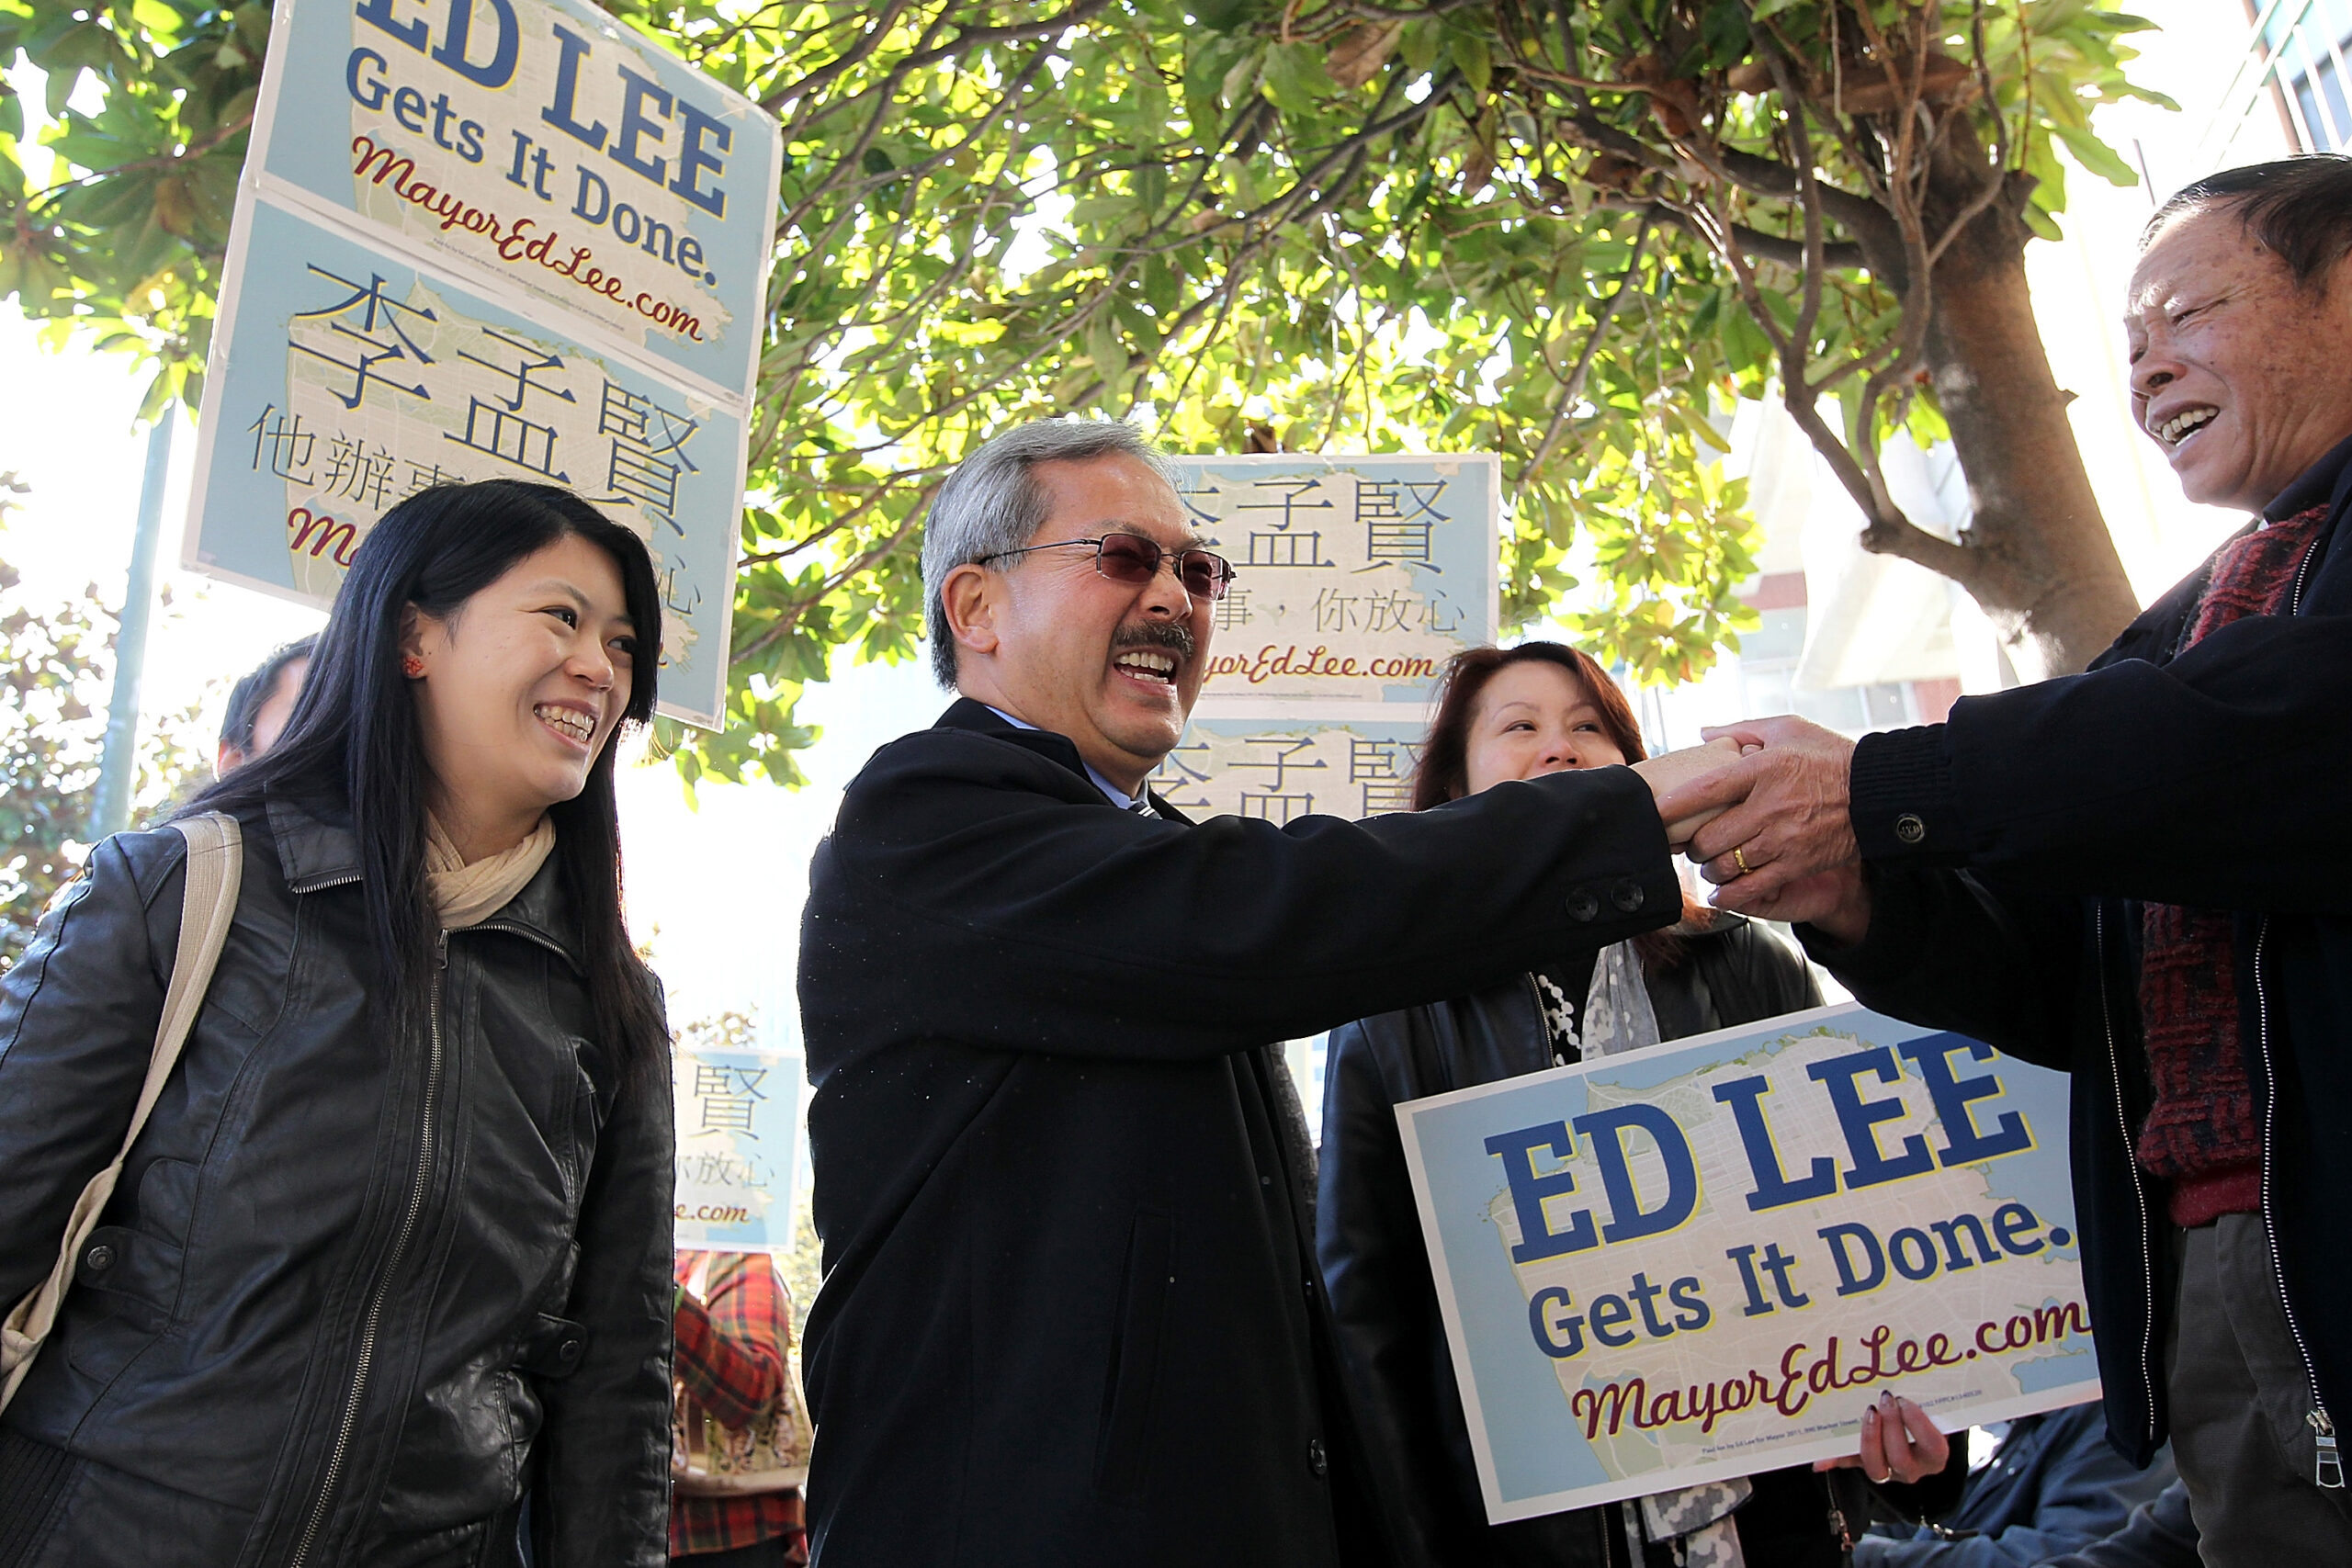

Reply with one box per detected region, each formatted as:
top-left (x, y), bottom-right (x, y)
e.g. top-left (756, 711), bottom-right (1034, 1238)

top-left (978, 532), bottom-right (1238, 601)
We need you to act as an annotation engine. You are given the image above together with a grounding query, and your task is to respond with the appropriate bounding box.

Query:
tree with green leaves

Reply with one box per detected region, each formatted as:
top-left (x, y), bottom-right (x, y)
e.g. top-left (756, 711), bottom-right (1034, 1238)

top-left (0, 489), bottom-right (209, 967)
top-left (0, 0), bottom-right (2168, 785)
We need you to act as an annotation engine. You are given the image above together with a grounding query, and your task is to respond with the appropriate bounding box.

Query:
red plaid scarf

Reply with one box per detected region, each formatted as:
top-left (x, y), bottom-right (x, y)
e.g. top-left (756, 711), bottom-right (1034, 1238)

top-left (2134, 504), bottom-right (2329, 1225)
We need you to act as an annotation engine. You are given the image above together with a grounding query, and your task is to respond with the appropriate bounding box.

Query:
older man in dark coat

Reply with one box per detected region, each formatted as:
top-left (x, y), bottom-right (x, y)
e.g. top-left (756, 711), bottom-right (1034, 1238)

top-left (1663, 158), bottom-right (2352, 1564)
top-left (796, 419), bottom-right (1729, 1566)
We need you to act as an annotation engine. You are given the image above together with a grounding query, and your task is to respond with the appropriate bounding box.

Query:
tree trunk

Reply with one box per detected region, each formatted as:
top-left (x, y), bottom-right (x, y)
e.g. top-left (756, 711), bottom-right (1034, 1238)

top-left (1877, 186), bottom-right (2143, 680)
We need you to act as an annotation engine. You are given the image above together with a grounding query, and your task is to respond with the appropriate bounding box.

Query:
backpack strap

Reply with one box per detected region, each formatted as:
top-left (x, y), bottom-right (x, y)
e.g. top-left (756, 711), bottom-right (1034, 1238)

top-left (0, 811), bottom-right (243, 1407)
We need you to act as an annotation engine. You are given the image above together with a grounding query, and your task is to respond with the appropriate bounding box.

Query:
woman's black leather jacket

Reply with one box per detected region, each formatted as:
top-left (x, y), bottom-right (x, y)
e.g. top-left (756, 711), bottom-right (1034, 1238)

top-left (0, 789), bottom-right (673, 1567)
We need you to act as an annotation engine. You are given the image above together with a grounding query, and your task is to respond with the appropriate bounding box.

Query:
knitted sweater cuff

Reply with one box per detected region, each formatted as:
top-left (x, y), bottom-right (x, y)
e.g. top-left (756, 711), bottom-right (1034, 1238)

top-left (1850, 726), bottom-right (1964, 865)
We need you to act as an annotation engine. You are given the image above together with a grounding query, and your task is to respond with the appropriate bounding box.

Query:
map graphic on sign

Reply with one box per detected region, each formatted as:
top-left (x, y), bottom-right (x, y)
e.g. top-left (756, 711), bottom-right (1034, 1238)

top-left (1397, 1003), bottom-right (2096, 1522)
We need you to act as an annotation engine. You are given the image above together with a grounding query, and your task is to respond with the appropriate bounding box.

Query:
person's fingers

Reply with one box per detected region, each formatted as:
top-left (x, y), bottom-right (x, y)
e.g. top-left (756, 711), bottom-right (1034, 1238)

top-left (1651, 758), bottom-right (1762, 828)
top-left (1732, 855), bottom-right (1804, 902)
top-left (1812, 1454), bottom-right (1861, 1472)
top-left (1699, 715), bottom-right (1804, 749)
top-left (1720, 867), bottom-right (1869, 935)
top-left (1684, 792), bottom-right (1776, 863)
top-left (1891, 1396), bottom-right (1951, 1475)
top-left (1698, 845), bottom-right (1755, 887)
top-left (1856, 1401), bottom-right (1894, 1481)
top-left (1882, 1398), bottom-right (1919, 1481)
top-left (1706, 880), bottom-right (1765, 915)
top-left (1660, 805), bottom-right (1725, 850)
top-left (1861, 1393), bottom-right (1946, 1483)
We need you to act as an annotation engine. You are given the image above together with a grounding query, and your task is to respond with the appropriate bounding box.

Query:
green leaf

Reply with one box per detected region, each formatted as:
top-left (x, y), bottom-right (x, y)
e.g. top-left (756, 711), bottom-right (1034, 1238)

top-left (1701, 0), bottom-right (1750, 68)
top-left (1449, 30), bottom-right (1490, 97)
top-left (1398, 17), bottom-right (1441, 75)
top-left (2049, 122), bottom-right (2138, 186)
top-left (1261, 40), bottom-right (1319, 113)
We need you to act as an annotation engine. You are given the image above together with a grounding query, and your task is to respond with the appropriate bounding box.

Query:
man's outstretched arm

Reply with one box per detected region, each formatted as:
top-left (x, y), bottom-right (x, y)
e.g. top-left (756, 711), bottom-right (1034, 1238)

top-left (1657, 607), bottom-right (2352, 919)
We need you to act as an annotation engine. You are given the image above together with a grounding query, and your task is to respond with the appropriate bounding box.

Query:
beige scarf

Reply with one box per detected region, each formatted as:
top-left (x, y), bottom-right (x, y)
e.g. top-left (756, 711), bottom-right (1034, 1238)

top-left (424, 816), bottom-right (557, 930)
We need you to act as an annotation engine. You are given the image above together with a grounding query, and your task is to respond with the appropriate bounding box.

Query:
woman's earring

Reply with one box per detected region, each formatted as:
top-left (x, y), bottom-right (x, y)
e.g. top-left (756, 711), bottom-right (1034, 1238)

top-left (402, 656), bottom-right (425, 678)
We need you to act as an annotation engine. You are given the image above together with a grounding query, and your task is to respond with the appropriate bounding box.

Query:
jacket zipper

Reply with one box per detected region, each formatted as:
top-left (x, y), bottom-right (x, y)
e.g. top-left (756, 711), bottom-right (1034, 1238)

top-left (2257, 527), bottom-right (2338, 1486)
top-left (2093, 906), bottom-right (2160, 1448)
top-left (288, 929), bottom-right (451, 1564)
top-left (2254, 907), bottom-right (2339, 1485)
top-left (472, 917), bottom-right (577, 965)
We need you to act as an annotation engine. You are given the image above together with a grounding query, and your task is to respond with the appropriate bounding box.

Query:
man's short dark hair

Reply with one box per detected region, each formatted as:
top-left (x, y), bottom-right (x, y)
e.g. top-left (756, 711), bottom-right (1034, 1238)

top-left (2145, 155), bottom-right (2352, 290)
top-left (220, 634), bottom-right (318, 752)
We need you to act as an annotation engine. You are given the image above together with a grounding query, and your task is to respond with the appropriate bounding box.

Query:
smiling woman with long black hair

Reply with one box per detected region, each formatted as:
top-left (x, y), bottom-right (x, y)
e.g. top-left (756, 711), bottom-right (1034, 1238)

top-left (0, 479), bottom-right (673, 1567)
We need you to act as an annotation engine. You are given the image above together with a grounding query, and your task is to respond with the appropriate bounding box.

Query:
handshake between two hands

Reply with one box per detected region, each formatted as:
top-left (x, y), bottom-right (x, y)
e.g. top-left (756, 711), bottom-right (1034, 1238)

top-left (1625, 716), bottom-right (1873, 947)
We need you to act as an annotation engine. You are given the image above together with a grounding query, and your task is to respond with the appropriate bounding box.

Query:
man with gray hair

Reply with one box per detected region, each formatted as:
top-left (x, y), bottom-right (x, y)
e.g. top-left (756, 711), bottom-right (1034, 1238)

top-left (797, 417), bottom-right (1734, 1564)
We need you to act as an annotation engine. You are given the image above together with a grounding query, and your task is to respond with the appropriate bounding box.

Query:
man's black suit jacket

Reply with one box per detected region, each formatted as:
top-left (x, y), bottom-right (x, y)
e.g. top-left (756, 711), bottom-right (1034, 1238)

top-left (796, 699), bottom-right (1679, 1566)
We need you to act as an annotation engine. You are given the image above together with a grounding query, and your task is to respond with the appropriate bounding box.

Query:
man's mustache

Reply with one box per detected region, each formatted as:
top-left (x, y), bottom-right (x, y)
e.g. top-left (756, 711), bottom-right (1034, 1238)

top-left (1112, 622), bottom-right (1196, 663)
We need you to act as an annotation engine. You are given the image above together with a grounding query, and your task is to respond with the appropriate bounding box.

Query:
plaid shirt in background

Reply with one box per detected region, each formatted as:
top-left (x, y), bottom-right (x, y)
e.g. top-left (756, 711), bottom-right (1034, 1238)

top-left (671, 1251), bottom-right (808, 1561)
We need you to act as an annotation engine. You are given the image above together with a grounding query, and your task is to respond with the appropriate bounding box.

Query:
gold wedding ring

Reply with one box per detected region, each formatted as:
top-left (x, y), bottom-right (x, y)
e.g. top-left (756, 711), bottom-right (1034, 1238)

top-left (1733, 846), bottom-right (1753, 877)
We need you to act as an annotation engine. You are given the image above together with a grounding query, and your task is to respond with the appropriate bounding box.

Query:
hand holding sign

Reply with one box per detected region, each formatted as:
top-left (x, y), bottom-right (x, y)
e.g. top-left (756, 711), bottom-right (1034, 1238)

top-left (1815, 1393), bottom-right (1952, 1486)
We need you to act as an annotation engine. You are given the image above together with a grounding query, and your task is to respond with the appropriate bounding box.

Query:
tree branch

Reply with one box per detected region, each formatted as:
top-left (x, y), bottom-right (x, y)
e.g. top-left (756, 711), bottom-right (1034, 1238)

top-left (1859, 512), bottom-right (1973, 578)
top-left (1523, 209), bottom-right (1652, 475)
top-left (27, 110), bottom-right (254, 209)
top-left (1591, 196), bottom-right (1868, 271)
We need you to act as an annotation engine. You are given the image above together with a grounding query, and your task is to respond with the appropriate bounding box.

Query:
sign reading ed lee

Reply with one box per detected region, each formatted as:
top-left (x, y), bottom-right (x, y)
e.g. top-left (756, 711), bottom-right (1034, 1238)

top-left (1396, 1003), bottom-right (2096, 1524)
top-left (184, 196), bottom-right (746, 726)
top-left (181, 0), bottom-right (781, 728)
top-left (1168, 454), bottom-right (1498, 709)
top-left (256, 0), bottom-right (780, 394)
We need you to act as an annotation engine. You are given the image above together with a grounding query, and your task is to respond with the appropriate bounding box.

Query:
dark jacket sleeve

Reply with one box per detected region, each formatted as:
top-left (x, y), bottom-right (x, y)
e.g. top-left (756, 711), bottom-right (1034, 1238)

top-left (1315, 1017), bottom-right (1464, 1567)
top-left (0, 831), bottom-right (180, 1306)
top-left (1853, 1407), bottom-right (2160, 1567)
top-left (2032, 1482), bottom-right (2199, 1568)
top-left (807, 730), bottom-right (1679, 1063)
top-left (1798, 868), bottom-right (2088, 1074)
top-left (1847, 611), bottom-right (2352, 914)
top-left (532, 1020), bottom-right (676, 1568)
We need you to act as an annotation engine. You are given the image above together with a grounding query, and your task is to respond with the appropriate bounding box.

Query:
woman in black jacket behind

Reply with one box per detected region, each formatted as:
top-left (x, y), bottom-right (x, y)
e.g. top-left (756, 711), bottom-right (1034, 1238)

top-left (1318, 643), bottom-right (1957, 1568)
top-left (0, 480), bottom-right (674, 1566)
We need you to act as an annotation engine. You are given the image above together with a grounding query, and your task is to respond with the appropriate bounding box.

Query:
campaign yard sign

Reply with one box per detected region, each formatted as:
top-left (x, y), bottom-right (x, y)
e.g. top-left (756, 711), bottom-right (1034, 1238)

top-left (1396, 1003), bottom-right (2097, 1524)
top-left (672, 1043), bottom-right (800, 1254)
top-left (1168, 453), bottom-right (1498, 713)
top-left (1146, 716), bottom-right (1427, 823)
top-left (1157, 453), bottom-right (1495, 821)
top-left (180, 0), bottom-right (783, 727)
